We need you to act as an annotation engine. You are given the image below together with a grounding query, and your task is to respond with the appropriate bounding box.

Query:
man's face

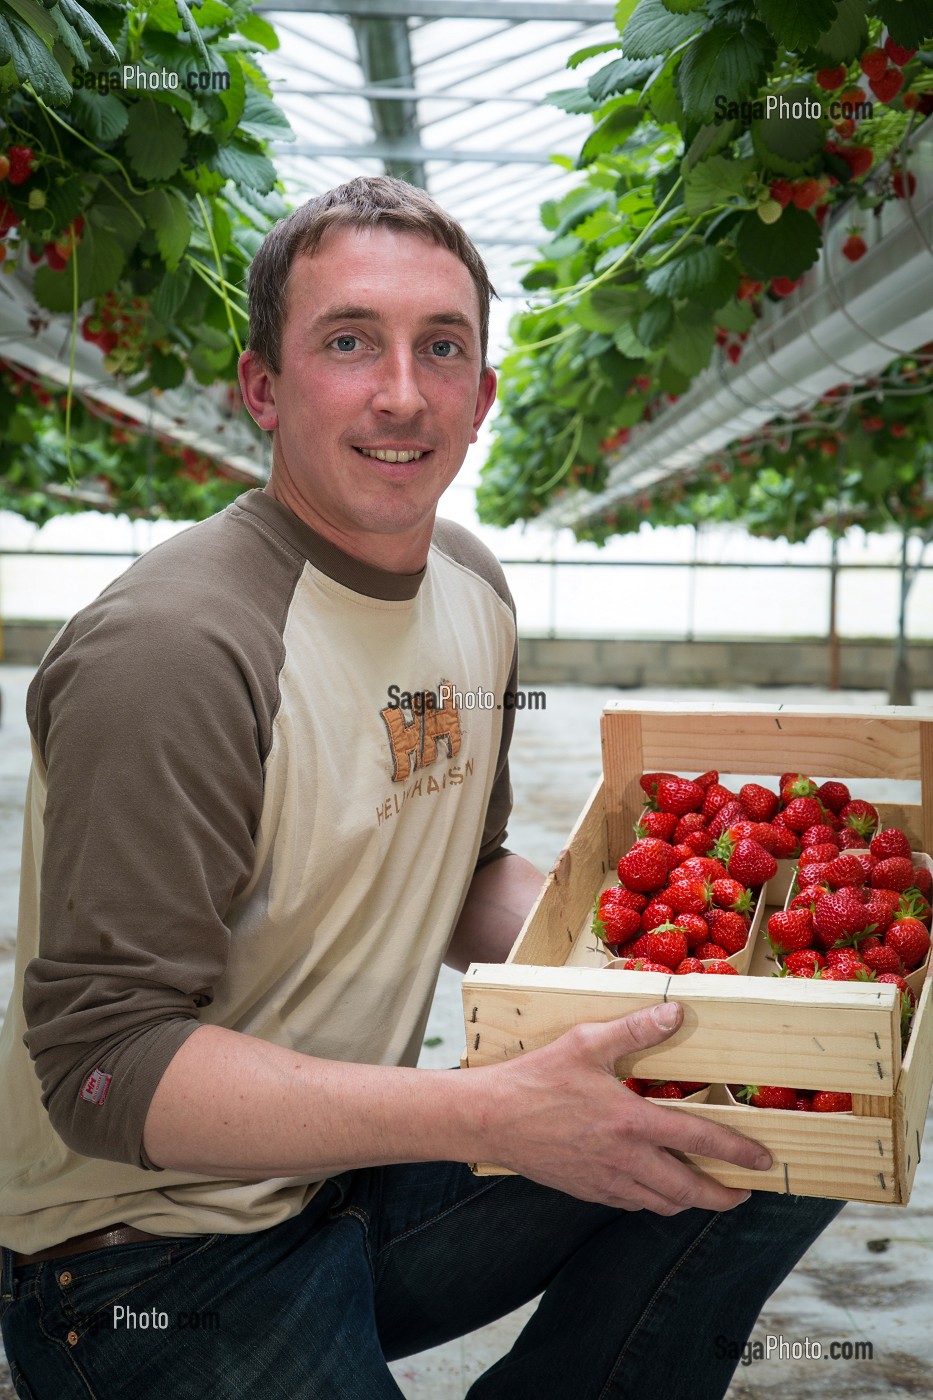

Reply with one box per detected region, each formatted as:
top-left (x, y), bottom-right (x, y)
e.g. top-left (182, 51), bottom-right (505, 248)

top-left (239, 225), bottom-right (497, 569)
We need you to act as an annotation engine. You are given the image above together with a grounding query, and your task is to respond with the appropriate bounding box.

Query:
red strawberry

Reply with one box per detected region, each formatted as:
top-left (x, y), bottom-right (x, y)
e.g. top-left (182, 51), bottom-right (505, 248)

top-left (912, 866), bottom-right (932, 899)
top-left (6, 145), bottom-right (35, 186)
top-left (636, 810), bottom-right (679, 842)
top-left (816, 65), bottom-right (847, 91)
top-left (871, 856), bottom-right (915, 892)
top-left (710, 877), bottom-right (752, 913)
top-left (835, 145), bottom-right (873, 178)
top-left (823, 854), bottom-right (868, 889)
top-left (782, 796), bottom-right (824, 833)
top-left (883, 38), bottom-right (916, 66)
top-left (859, 48), bottom-right (889, 81)
top-left (892, 169), bottom-right (917, 199)
top-left (812, 784), bottom-right (851, 817)
top-left (790, 883), bottom-right (830, 910)
top-left (798, 860), bottom-right (830, 887)
top-left (712, 911), bottom-right (750, 955)
top-left (819, 966), bottom-right (853, 980)
top-left (870, 67), bottom-right (904, 103)
top-left (784, 949), bottom-right (826, 977)
top-left (707, 801), bottom-right (747, 840)
top-left (670, 842), bottom-right (694, 866)
top-left (621, 1077), bottom-right (648, 1094)
top-left (837, 828), bottom-right (870, 850)
top-left (675, 958), bottom-right (705, 975)
top-left (675, 912), bottom-right (711, 949)
top-left (839, 799), bottom-right (879, 838)
top-left (647, 1082), bottom-right (684, 1099)
top-left (677, 1081), bottom-right (708, 1094)
top-left (613, 959), bottom-right (674, 974)
top-left (594, 890), bottom-right (643, 946)
top-left (804, 842), bottom-right (843, 864)
top-left (740, 1085), bottom-right (797, 1110)
top-left (780, 773), bottom-right (816, 800)
top-left (796, 1093), bottom-right (814, 1111)
top-left (876, 972), bottom-right (916, 1005)
top-left (791, 178), bottom-right (822, 210)
top-left (705, 961), bottom-right (738, 975)
top-left (862, 892), bottom-right (897, 935)
top-left (673, 812), bottom-right (707, 842)
top-left (824, 949), bottom-right (871, 978)
top-left (860, 941), bottom-right (903, 976)
top-left (694, 770), bottom-right (719, 789)
top-left (769, 178), bottom-right (794, 207)
top-left (684, 828), bottom-right (714, 855)
top-left (639, 772), bottom-right (675, 797)
top-left (767, 909), bottom-right (814, 955)
top-left (768, 825), bottom-right (799, 859)
top-left (641, 900), bottom-right (674, 934)
top-left (665, 880), bottom-right (712, 916)
top-left (801, 824), bottom-right (839, 849)
top-left (727, 839), bottom-right (776, 888)
top-left (646, 925), bottom-right (689, 969)
top-left (870, 828), bottom-right (911, 860)
top-left (812, 889), bottom-right (876, 948)
top-left (671, 856), bottom-right (728, 883)
top-left (702, 783), bottom-right (736, 819)
top-left (656, 776), bottom-right (704, 815)
top-left (842, 233), bottom-right (867, 263)
top-left (618, 839), bottom-right (671, 892)
top-left (811, 1091), bottom-right (852, 1113)
top-left (885, 918), bottom-right (930, 970)
top-left (695, 941), bottom-right (728, 961)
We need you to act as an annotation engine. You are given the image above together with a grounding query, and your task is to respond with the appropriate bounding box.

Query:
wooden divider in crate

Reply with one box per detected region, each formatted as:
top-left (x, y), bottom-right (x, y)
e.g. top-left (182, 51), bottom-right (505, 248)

top-left (463, 703), bottom-right (933, 1205)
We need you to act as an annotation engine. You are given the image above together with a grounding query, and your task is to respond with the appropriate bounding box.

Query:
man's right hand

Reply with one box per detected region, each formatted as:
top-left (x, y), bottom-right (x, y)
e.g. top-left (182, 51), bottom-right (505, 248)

top-left (480, 1002), bottom-right (773, 1215)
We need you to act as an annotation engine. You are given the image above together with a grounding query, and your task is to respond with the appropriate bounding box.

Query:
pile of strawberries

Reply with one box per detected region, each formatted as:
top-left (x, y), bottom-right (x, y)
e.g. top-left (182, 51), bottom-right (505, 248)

top-left (731, 1085), bottom-right (853, 1113)
top-left (594, 768), bottom-right (785, 975)
top-left (621, 1077), bottom-right (708, 1100)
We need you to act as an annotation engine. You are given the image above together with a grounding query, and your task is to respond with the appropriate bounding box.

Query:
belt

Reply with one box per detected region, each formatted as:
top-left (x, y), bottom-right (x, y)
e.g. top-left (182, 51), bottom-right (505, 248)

top-left (12, 1224), bottom-right (167, 1268)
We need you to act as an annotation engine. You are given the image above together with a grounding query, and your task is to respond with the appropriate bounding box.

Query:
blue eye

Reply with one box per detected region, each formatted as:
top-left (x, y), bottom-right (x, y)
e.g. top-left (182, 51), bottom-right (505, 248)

top-left (334, 336), bottom-right (359, 352)
top-left (431, 341), bottom-right (457, 357)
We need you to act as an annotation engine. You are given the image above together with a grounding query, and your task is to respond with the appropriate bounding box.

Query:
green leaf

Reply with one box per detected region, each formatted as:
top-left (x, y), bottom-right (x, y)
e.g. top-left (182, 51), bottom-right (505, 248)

top-left (236, 11), bottom-right (279, 49)
top-left (546, 86), bottom-right (600, 114)
top-left (151, 260), bottom-right (193, 321)
top-left (756, 0), bottom-right (839, 51)
top-left (125, 100), bottom-right (187, 180)
top-left (662, 0), bottom-right (706, 10)
top-left (667, 305), bottom-right (715, 376)
top-left (588, 55), bottom-right (660, 103)
top-left (638, 299), bottom-right (674, 348)
top-left (57, 0), bottom-right (119, 62)
top-left (51, 7), bottom-right (87, 68)
top-left (679, 22), bottom-right (776, 124)
top-left (214, 54), bottom-right (245, 137)
top-left (4, 12), bottom-right (71, 104)
top-left (33, 223), bottom-right (124, 310)
top-left (805, 0), bottom-right (867, 63)
top-left (149, 350), bottom-right (186, 389)
top-left (874, 0), bottom-right (930, 50)
top-left (646, 244), bottom-right (732, 299)
top-left (237, 86), bottom-right (293, 142)
top-left (714, 296), bottom-right (755, 332)
top-left (751, 85), bottom-right (827, 174)
top-left (44, 175), bottom-right (84, 234)
top-left (68, 88), bottom-right (129, 143)
top-left (140, 188), bottom-right (191, 272)
top-left (175, 0), bottom-right (210, 67)
top-left (209, 141), bottom-right (276, 192)
top-left (620, 0), bottom-right (704, 59)
top-left (736, 202), bottom-right (822, 279)
top-left (577, 103), bottom-right (644, 166)
top-left (568, 41), bottom-right (621, 69)
top-left (685, 119), bottom-right (739, 168)
top-left (614, 320), bottom-right (652, 358)
top-left (683, 154), bottom-right (756, 214)
top-left (577, 286), bottom-right (639, 333)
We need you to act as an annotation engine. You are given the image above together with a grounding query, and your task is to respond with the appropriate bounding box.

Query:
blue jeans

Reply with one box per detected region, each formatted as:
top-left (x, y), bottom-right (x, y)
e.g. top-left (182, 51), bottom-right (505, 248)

top-left (1, 1164), bottom-right (842, 1400)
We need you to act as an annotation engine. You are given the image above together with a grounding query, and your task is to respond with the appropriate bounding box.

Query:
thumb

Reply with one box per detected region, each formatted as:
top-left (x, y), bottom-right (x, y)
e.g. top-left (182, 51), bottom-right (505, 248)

top-left (585, 1001), bottom-right (684, 1072)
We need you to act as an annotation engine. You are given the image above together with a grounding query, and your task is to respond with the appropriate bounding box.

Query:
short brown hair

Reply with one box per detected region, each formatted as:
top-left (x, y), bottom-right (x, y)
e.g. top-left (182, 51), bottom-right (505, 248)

top-left (246, 176), bottom-right (497, 374)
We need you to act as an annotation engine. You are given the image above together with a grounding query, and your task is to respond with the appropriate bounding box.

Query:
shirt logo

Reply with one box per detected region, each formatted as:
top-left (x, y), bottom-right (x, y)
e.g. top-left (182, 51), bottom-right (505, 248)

top-left (380, 678), bottom-right (462, 783)
top-left (80, 1068), bottom-right (113, 1106)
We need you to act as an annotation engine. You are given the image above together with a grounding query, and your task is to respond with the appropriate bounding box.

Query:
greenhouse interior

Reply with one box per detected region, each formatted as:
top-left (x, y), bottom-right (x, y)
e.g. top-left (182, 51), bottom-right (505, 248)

top-left (1, 1), bottom-right (932, 1397)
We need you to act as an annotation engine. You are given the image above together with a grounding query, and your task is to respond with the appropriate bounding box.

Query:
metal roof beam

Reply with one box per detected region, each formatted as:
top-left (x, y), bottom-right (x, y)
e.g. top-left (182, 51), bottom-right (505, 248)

top-left (351, 15), bottom-right (427, 187)
top-left (258, 2), bottom-right (616, 22)
top-left (281, 140), bottom-right (557, 163)
top-left (275, 84), bottom-right (541, 104)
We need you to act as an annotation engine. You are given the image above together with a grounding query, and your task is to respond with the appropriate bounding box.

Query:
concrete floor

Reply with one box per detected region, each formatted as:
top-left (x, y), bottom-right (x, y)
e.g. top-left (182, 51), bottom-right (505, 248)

top-left (1, 665), bottom-right (932, 1398)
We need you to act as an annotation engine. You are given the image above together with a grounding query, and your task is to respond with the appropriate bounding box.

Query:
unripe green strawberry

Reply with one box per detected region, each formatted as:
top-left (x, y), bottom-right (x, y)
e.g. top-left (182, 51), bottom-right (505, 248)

top-left (757, 198), bottom-right (782, 224)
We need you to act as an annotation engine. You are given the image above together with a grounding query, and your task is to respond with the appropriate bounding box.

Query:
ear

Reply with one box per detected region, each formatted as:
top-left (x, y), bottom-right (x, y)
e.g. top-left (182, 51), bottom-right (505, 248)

top-left (238, 350), bottom-right (279, 432)
top-left (470, 365), bottom-right (498, 443)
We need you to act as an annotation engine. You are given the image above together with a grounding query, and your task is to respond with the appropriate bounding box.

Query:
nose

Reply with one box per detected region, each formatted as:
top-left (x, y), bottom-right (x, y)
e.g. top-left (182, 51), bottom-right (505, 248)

top-left (371, 344), bottom-right (428, 418)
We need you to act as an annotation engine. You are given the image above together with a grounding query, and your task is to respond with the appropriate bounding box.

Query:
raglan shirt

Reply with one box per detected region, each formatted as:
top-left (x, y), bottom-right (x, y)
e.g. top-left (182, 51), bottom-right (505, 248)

top-left (0, 489), bottom-right (518, 1254)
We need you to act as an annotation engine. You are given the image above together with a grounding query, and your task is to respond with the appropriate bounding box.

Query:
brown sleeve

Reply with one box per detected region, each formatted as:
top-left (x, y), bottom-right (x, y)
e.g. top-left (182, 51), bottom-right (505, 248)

top-left (22, 509), bottom-right (296, 1168)
top-left (430, 519), bottom-right (517, 868)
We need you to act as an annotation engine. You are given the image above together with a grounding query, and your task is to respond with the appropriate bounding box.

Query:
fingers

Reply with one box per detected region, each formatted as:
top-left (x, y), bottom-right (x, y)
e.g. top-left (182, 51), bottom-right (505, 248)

top-left (574, 1002), bottom-right (685, 1072)
top-left (640, 1098), bottom-right (773, 1173)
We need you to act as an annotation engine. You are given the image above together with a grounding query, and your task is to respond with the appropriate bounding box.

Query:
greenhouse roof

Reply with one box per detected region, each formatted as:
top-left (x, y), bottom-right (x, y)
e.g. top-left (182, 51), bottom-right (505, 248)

top-left (254, 0), bottom-right (618, 306)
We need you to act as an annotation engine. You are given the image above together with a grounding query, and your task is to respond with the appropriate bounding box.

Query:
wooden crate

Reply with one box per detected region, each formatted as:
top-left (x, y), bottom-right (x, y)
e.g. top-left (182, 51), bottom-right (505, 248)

top-left (462, 702), bottom-right (933, 1204)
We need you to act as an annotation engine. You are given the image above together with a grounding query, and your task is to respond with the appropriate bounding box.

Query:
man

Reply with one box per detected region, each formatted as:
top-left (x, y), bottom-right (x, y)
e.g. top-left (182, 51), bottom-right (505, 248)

top-left (0, 177), bottom-right (840, 1399)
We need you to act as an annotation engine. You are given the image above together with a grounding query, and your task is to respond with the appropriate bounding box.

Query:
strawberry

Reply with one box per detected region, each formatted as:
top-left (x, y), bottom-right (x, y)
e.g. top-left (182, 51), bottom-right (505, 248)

top-left (860, 941), bottom-right (903, 976)
top-left (726, 839), bottom-right (776, 887)
top-left (812, 889), bottom-right (876, 948)
top-left (646, 925), bottom-right (689, 969)
top-left (612, 959), bottom-right (673, 974)
top-left (870, 67), bottom-right (904, 104)
top-left (739, 783), bottom-right (779, 821)
top-left (823, 854), bottom-right (868, 889)
top-left (911, 866), bottom-right (932, 899)
top-left (671, 856), bottom-right (728, 883)
top-left (594, 891), bottom-right (643, 947)
top-left (639, 772), bottom-right (675, 797)
top-left (876, 972), bottom-right (916, 1005)
top-left (711, 877), bottom-right (752, 912)
top-left (628, 934), bottom-right (653, 958)
top-left (695, 941), bottom-right (729, 960)
top-left (811, 1091), bottom-right (852, 1113)
top-left (618, 839), bottom-right (671, 893)
top-left (694, 770), bottom-right (719, 789)
top-left (726, 341), bottom-right (743, 363)
top-left (885, 918), bottom-right (930, 970)
top-left (791, 179), bottom-right (822, 210)
top-left (704, 961), bottom-right (738, 975)
top-left (740, 1085), bottom-right (797, 1110)
top-left (647, 1082), bottom-right (684, 1099)
top-left (641, 900), bottom-right (674, 934)
top-left (711, 911), bottom-right (750, 955)
top-left (870, 828), bottom-right (911, 860)
top-left (795, 1093), bottom-right (814, 1111)
top-left (859, 49), bottom-right (889, 82)
top-left (816, 780), bottom-right (850, 815)
top-left (684, 828), bottom-right (714, 855)
top-left (798, 860), bottom-right (829, 887)
top-left (782, 796), bottom-right (824, 832)
top-left (707, 801), bottom-right (746, 840)
top-left (839, 799), bottom-right (879, 837)
top-left (675, 912), bottom-right (711, 949)
top-left (837, 828), bottom-right (869, 850)
top-left (790, 883), bottom-right (830, 910)
top-left (816, 65), bottom-right (847, 91)
top-left (665, 879), bottom-right (712, 916)
top-left (768, 825), bottom-right (799, 859)
top-left (670, 843), bottom-right (694, 866)
top-left (824, 949), bottom-right (871, 978)
top-left (767, 908), bottom-right (814, 955)
top-left (842, 233), bottom-right (867, 263)
top-left (871, 856), bottom-right (915, 892)
top-left (636, 810), bottom-right (679, 842)
top-left (804, 843), bottom-right (843, 864)
top-left (677, 1081), bottom-right (708, 1093)
top-left (769, 178), bottom-right (794, 208)
top-left (883, 38), bottom-right (916, 66)
top-left (613, 887), bottom-right (648, 913)
top-left (656, 776), bottom-right (704, 815)
top-left (862, 892), bottom-right (897, 935)
top-left (673, 812), bottom-right (708, 842)
top-left (701, 783), bottom-right (736, 819)
top-left (675, 958), bottom-right (705, 975)
top-left (801, 824), bottom-right (839, 849)
top-left (784, 949), bottom-right (826, 977)
top-left (835, 145), bottom-right (874, 179)
top-left (6, 145), bottom-right (35, 186)
top-left (621, 1077), bottom-right (648, 1094)
top-left (892, 169), bottom-right (917, 199)
top-left (819, 966), bottom-right (853, 980)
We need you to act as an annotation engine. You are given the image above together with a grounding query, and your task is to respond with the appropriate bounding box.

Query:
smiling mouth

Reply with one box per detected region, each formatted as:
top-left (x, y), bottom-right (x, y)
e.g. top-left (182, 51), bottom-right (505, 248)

top-left (356, 447), bottom-right (427, 463)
